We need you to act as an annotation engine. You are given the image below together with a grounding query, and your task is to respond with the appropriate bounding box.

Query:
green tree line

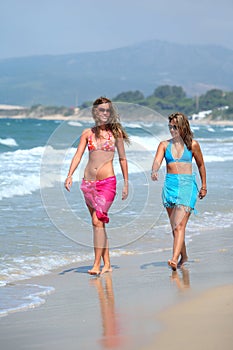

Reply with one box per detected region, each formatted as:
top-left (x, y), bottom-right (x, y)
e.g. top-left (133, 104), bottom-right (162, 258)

top-left (111, 86), bottom-right (233, 120)
top-left (1, 85), bottom-right (232, 120)
top-left (80, 85), bottom-right (233, 120)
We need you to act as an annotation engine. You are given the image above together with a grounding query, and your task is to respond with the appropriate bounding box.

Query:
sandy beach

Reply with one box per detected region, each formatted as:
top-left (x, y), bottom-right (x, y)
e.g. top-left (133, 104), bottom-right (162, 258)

top-left (1, 224), bottom-right (233, 350)
top-left (1, 111), bottom-right (233, 125)
top-left (150, 284), bottom-right (233, 350)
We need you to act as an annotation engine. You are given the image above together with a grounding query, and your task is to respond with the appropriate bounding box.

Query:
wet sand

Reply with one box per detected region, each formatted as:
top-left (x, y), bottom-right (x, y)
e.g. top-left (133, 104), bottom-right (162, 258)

top-left (1, 225), bottom-right (233, 350)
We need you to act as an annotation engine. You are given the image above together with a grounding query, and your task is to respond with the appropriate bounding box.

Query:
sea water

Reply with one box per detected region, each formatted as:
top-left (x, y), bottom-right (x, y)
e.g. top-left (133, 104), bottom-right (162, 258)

top-left (0, 116), bottom-right (233, 316)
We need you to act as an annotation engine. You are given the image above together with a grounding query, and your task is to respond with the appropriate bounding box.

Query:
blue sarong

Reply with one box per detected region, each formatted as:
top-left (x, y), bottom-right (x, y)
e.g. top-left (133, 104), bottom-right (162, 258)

top-left (162, 173), bottom-right (198, 212)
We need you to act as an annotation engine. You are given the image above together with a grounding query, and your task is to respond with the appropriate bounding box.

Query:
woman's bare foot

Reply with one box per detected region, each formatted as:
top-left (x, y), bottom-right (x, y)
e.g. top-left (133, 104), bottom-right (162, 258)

top-left (88, 266), bottom-right (101, 275)
top-left (168, 259), bottom-right (177, 271)
top-left (101, 265), bottom-right (113, 274)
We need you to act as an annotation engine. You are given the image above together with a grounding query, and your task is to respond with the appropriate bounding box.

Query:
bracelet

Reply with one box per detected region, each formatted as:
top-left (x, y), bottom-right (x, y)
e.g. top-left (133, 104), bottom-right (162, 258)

top-left (151, 170), bottom-right (157, 175)
top-left (201, 187), bottom-right (207, 191)
top-left (66, 175), bottom-right (72, 179)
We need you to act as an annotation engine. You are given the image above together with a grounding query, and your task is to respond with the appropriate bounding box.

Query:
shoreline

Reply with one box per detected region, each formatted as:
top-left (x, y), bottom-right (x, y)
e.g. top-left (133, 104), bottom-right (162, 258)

top-left (1, 114), bottom-right (233, 125)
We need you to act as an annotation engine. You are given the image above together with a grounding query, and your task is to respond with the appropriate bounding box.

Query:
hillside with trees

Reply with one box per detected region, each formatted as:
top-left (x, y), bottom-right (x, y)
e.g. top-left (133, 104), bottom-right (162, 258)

top-left (1, 85), bottom-right (232, 121)
top-left (81, 86), bottom-right (233, 120)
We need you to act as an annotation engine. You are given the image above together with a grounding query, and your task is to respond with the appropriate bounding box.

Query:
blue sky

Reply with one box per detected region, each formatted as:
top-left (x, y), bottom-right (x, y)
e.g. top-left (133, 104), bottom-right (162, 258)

top-left (1, 0), bottom-right (233, 59)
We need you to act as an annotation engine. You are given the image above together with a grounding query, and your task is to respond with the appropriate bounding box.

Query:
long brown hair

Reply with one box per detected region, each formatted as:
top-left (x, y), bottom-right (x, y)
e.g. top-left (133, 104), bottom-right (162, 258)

top-left (92, 97), bottom-right (130, 144)
top-left (168, 112), bottom-right (193, 150)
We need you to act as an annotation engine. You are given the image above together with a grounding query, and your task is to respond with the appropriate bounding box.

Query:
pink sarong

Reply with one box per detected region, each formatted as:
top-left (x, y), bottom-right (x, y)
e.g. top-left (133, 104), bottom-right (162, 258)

top-left (80, 176), bottom-right (116, 224)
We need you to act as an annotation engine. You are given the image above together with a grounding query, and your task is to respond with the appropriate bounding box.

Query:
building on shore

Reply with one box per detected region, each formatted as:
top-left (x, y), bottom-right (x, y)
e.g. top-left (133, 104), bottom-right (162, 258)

top-left (189, 110), bottom-right (212, 121)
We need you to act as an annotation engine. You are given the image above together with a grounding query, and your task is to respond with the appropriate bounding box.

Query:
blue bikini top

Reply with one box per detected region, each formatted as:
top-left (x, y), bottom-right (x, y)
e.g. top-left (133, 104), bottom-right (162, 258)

top-left (165, 141), bottom-right (192, 164)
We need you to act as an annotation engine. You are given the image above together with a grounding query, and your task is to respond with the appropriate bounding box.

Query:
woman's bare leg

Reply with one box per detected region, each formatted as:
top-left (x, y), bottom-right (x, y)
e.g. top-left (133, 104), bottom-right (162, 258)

top-left (166, 207), bottom-right (190, 270)
top-left (101, 241), bottom-right (112, 274)
top-left (87, 206), bottom-right (111, 274)
top-left (91, 213), bottom-right (106, 275)
top-left (93, 223), bottom-right (112, 274)
top-left (171, 221), bottom-right (188, 263)
top-left (86, 206), bottom-right (101, 275)
top-left (178, 242), bottom-right (188, 267)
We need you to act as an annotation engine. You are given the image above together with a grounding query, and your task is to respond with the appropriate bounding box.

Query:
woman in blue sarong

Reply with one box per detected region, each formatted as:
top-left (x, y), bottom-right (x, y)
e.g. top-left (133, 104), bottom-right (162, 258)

top-left (151, 112), bottom-right (207, 271)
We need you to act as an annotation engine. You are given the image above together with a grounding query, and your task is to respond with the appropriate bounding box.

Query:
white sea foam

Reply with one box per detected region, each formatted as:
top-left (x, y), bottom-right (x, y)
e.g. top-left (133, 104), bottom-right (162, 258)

top-left (204, 155), bottom-right (233, 162)
top-left (0, 252), bottom-right (93, 286)
top-left (0, 128), bottom-right (232, 200)
top-left (0, 137), bottom-right (18, 147)
top-left (0, 142), bottom-right (154, 200)
top-left (191, 126), bottom-right (200, 131)
top-left (68, 121), bottom-right (83, 127)
top-left (206, 126), bottom-right (216, 132)
top-left (0, 284), bottom-right (55, 317)
top-left (0, 147), bottom-right (45, 199)
top-left (129, 135), bottom-right (164, 151)
top-left (0, 248), bottom-right (140, 293)
top-left (123, 122), bottom-right (143, 129)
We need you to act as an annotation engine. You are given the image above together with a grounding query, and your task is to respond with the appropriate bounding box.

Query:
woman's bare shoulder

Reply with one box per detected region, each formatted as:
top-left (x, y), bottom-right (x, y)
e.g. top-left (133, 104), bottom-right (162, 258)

top-left (159, 140), bottom-right (169, 148)
top-left (81, 128), bottom-right (92, 137)
top-left (191, 139), bottom-right (200, 150)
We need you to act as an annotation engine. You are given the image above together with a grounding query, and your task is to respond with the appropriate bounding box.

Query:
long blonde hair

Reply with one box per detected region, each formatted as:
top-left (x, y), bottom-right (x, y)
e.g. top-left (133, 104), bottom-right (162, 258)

top-left (168, 112), bottom-right (193, 150)
top-left (92, 97), bottom-right (130, 144)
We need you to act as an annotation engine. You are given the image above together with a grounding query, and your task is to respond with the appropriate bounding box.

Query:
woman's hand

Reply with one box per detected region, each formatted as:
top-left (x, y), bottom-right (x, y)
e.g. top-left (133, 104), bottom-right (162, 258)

top-left (122, 182), bottom-right (128, 200)
top-left (199, 187), bottom-right (207, 199)
top-left (65, 176), bottom-right (73, 192)
top-left (151, 170), bottom-right (159, 181)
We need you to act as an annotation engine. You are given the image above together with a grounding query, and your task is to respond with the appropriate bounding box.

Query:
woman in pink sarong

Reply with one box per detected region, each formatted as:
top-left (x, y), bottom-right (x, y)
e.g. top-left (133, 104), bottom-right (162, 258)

top-left (65, 97), bottom-right (130, 275)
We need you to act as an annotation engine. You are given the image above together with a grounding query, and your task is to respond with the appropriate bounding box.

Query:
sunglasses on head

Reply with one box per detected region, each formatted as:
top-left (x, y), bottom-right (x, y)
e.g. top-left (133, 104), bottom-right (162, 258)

top-left (168, 124), bottom-right (178, 130)
top-left (98, 107), bottom-right (110, 113)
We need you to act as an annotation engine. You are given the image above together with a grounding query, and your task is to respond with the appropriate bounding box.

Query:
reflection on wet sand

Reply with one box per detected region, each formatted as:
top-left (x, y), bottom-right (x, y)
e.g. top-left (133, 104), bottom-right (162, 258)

top-left (170, 266), bottom-right (190, 291)
top-left (90, 273), bottom-right (126, 349)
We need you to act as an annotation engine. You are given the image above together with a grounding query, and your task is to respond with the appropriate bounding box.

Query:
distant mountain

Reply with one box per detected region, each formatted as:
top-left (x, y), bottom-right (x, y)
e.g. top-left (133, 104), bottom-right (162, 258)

top-left (0, 40), bottom-right (233, 106)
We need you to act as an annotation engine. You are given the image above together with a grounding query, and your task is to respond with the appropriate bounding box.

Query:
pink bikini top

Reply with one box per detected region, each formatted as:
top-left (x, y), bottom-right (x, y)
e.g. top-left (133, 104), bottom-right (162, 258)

top-left (87, 130), bottom-right (115, 152)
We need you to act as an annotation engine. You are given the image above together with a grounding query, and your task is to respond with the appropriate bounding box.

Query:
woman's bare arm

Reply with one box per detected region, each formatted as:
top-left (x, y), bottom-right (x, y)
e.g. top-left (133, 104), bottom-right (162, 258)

top-left (151, 141), bottom-right (166, 181)
top-left (65, 129), bottom-right (89, 191)
top-left (192, 140), bottom-right (207, 198)
top-left (116, 135), bottom-right (128, 200)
